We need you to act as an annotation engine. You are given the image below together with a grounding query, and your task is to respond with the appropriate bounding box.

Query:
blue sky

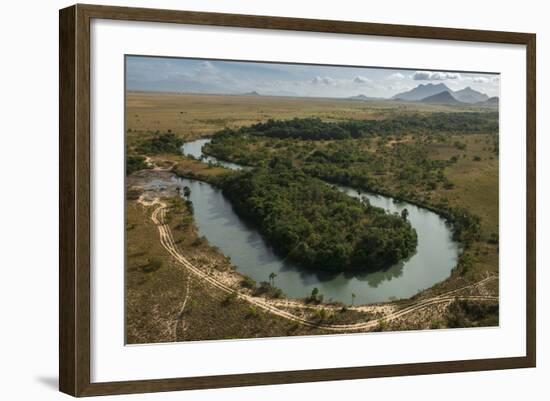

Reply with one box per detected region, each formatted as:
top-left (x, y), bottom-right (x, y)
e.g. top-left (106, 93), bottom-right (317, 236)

top-left (126, 56), bottom-right (500, 98)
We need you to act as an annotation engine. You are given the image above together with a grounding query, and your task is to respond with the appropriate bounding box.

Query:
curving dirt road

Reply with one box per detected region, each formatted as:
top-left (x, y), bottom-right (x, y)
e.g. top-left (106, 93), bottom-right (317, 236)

top-left (142, 197), bottom-right (498, 332)
top-left (144, 156), bottom-right (177, 171)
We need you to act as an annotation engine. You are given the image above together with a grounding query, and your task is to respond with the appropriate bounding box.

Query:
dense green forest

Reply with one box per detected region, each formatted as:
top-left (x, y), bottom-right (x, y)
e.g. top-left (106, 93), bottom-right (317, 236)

top-left (220, 160), bottom-right (417, 272)
top-left (213, 113), bottom-right (498, 141)
top-left (205, 119), bottom-right (485, 255)
top-left (135, 132), bottom-right (184, 155)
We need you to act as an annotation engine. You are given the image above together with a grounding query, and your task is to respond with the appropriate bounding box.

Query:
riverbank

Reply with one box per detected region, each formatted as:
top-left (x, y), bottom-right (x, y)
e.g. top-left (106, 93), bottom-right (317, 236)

top-left (187, 149), bottom-right (476, 302)
top-left (182, 138), bottom-right (465, 304)
top-left (126, 165), bottom-right (498, 343)
top-left (200, 132), bottom-right (499, 296)
top-left (126, 170), bottom-right (389, 343)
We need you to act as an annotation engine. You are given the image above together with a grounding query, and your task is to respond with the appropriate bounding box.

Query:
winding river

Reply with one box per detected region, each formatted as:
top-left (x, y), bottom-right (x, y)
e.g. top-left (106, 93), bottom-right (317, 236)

top-left (171, 138), bottom-right (460, 305)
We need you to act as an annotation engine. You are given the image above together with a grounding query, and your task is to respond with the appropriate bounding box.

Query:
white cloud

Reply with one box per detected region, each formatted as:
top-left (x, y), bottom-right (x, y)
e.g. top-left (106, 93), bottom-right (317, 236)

top-left (413, 71), bottom-right (461, 81)
top-left (461, 75), bottom-right (499, 86)
top-left (387, 72), bottom-right (405, 80)
top-left (311, 76), bottom-right (335, 85)
top-left (353, 75), bottom-right (371, 84)
top-left (129, 56), bottom-right (501, 98)
top-left (472, 77), bottom-right (490, 83)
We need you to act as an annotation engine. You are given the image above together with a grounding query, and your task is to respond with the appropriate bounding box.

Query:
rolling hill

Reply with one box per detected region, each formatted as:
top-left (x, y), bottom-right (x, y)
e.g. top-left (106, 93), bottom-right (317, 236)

top-left (453, 87), bottom-right (489, 103)
top-left (347, 94), bottom-right (383, 101)
top-left (476, 96), bottom-right (499, 107)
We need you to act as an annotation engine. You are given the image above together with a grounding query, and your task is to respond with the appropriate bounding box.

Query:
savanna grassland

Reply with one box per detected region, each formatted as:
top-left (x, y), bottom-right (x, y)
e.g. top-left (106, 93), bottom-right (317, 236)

top-left (126, 91), bottom-right (478, 141)
top-left (125, 91), bottom-right (499, 342)
top-left (125, 195), bottom-right (342, 343)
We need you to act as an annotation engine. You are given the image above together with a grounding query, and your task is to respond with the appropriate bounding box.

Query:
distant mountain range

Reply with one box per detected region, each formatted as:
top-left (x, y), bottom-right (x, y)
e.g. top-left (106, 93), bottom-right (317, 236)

top-left (346, 83), bottom-right (496, 106)
top-left (391, 83), bottom-right (494, 105)
top-left (477, 96), bottom-right (499, 106)
top-left (453, 86), bottom-right (489, 103)
top-left (392, 83), bottom-right (450, 101)
top-left (347, 94), bottom-right (384, 101)
top-left (227, 84), bottom-right (498, 107)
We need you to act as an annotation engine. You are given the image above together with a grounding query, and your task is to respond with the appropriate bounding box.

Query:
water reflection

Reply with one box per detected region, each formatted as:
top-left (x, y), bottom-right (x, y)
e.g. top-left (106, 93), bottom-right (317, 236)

top-left (169, 139), bottom-right (460, 304)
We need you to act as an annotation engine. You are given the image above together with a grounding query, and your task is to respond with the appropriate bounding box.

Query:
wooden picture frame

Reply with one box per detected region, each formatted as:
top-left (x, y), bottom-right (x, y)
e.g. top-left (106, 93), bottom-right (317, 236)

top-left (59, 3), bottom-right (536, 397)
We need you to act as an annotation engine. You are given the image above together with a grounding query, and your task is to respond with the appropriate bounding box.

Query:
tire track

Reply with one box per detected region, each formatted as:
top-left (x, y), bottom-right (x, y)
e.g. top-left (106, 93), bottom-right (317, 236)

top-left (142, 197), bottom-right (498, 332)
top-left (174, 276), bottom-right (191, 340)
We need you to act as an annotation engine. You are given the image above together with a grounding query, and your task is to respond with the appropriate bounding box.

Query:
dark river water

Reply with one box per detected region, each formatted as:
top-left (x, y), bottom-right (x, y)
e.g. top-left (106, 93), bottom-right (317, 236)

top-left (173, 139), bottom-right (460, 305)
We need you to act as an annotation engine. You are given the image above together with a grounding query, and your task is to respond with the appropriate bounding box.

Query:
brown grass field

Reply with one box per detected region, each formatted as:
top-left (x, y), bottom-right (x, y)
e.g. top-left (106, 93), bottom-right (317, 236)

top-left (125, 91), bottom-right (499, 343)
top-left (125, 199), bottom-right (333, 343)
top-left (125, 91), bottom-right (478, 140)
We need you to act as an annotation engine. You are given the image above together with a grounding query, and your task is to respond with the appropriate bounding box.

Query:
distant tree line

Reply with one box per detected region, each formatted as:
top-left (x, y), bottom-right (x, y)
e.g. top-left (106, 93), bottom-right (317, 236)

top-left (213, 113), bottom-right (498, 141)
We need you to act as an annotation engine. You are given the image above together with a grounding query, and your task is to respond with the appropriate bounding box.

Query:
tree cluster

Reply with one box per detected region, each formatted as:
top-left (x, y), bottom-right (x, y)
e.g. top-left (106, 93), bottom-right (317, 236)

top-left (220, 162), bottom-right (417, 272)
top-left (213, 113), bottom-right (498, 141)
top-left (126, 155), bottom-right (150, 176)
top-left (136, 132), bottom-right (184, 155)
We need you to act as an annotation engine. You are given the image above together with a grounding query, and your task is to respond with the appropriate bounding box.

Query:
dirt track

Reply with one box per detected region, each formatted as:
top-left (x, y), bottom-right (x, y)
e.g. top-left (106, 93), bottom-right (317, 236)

top-left (143, 197), bottom-right (497, 332)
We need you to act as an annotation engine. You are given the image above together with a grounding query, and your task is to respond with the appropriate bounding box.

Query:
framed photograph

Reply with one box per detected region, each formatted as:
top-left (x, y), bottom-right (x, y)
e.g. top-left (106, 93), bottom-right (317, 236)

top-left (59, 4), bottom-right (536, 397)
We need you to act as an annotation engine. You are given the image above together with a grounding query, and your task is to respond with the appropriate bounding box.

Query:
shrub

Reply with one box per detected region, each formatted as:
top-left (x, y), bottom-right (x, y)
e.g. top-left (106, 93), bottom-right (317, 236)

top-left (191, 236), bottom-right (207, 247)
top-left (315, 308), bottom-right (328, 322)
top-left (143, 257), bottom-right (163, 273)
top-left (446, 300), bottom-right (499, 328)
top-left (222, 292), bottom-right (238, 306)
top-left (373, 318), bottom-right (387, 332)
top-left (454, 141), bottom-right (467, 150)
top-left (240, 276), bottom-right (257, 289)
top-left (246, 306), bottom-right (259, 318)
top-left (306, 287), bottom-right (324, 304)
top-left (253, 281), bottom-right (284, 299)
top-left (126, 155), bottom-right (150, 175)
top-left (443, 181), bottom-right (455, 190)
top-left (487, 232), bottom-right (499, 245)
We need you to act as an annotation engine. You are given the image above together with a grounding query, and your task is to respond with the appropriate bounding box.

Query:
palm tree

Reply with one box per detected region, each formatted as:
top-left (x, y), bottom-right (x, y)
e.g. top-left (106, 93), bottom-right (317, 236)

top-left (269, 272), bottom-right (277, 287)
top-left (351, 293), bottom-right (356, 306)
top-left (310, 287), bottom-right (320, 302)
